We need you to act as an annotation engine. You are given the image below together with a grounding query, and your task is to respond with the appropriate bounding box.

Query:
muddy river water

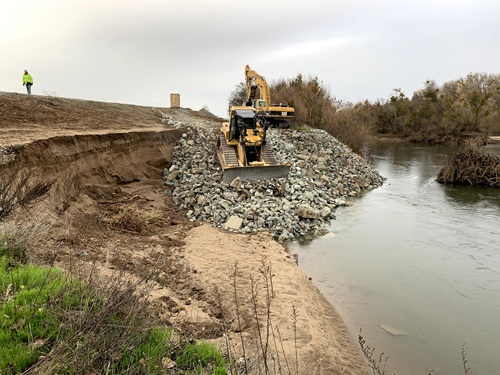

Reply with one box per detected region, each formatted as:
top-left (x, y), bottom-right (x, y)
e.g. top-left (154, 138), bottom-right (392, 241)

top-left (288, 142), bottom-right (500, 375)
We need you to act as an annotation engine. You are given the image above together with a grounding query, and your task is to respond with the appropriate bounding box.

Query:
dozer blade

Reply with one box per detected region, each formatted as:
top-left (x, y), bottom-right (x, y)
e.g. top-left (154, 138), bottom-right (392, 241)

top-left (217, 135), bottom-right (290, 183)
top-left (221, 164), bottom-right (290, 183)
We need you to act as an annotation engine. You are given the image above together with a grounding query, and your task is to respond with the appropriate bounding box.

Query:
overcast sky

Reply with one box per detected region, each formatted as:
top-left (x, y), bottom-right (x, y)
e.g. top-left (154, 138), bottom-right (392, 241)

top-left (2, 0), bottom-right (499, 118)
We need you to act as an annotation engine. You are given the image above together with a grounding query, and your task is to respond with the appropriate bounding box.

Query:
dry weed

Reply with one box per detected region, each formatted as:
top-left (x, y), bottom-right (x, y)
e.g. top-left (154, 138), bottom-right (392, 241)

top-left (0, 166), bottom-right (54, 221)
top-left (358, 329), bottom-right (394, 375)
top-left (214, 261), bottom-right (303, 375)
top-left (104, 203), bottom-right (149, 233)
top-left (0, 207), bottom-right (56, 262)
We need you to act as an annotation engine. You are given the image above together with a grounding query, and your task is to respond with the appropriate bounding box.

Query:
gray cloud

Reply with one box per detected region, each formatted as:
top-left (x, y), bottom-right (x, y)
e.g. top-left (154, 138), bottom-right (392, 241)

top-left (2, 0), bottom-right (499, 117)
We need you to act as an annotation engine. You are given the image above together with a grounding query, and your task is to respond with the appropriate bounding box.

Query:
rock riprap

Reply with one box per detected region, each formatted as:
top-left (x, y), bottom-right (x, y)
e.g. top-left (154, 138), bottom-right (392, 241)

top-left (161, 112), bottom-right (385, 242)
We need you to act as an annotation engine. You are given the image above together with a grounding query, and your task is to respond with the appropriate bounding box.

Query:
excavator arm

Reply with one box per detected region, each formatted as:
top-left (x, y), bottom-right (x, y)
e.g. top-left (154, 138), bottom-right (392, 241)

top-left (245, 65), bottom-right (272, 106)
top-left (243, 65), bottom-right (295, 128)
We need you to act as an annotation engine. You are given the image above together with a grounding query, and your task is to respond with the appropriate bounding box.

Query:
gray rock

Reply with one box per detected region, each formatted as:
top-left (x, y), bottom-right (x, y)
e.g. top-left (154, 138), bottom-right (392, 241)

top-left (165, 170), bottom-right (180, 182)
top-left (297, 204), bottom-right (320, 219)
top-left (224, 215), bottom-right (243, 230)
top-left (284, 143), bottom-right (295, 152)
top-left (160, 112), bottom-right (385, 242)
top-left (230, 176), bottom-right (243, 189)
top-left (320, 206), bottom-right (332, 218)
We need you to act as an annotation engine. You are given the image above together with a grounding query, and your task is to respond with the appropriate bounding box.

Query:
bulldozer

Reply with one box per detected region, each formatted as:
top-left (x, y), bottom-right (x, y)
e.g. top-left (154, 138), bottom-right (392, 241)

top-left (216, 106), bottom-right (290, 183)
top-left (244, 65), bottom-right (295, 128)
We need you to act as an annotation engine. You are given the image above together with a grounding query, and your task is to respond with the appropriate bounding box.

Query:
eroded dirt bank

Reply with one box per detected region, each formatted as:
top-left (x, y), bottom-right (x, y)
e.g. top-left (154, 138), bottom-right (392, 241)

top-left (0, 92), bottom-right (369, 374)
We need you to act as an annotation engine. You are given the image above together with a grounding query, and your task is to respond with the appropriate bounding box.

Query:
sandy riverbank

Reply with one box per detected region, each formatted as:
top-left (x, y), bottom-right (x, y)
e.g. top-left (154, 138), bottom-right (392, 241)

top-left (0, 92), bottom-right (370, 374)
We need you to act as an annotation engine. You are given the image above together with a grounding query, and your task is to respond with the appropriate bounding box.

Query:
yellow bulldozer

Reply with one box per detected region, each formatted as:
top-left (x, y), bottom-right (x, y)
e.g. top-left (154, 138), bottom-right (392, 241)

top-left (244, 65), bottom-right (295, 128)
top-left (216, 106), bottom-right (290, 183)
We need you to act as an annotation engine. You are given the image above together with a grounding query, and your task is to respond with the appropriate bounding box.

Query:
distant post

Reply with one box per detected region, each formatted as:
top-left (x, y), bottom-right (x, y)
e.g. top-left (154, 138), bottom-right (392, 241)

top-left (170, 93), bottom-right (180, 108)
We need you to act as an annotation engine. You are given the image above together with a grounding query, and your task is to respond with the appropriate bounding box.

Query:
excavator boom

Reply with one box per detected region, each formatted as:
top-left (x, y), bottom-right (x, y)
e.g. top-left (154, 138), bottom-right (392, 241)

top-left (244, 65), bottom-right (295, 128)
top-left (245, 66), bottom-right (272, 106)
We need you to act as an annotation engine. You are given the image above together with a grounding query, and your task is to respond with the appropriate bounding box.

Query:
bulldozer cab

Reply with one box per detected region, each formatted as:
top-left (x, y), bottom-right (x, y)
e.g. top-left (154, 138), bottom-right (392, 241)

top-left (229, 108), bottom-right (257, 143)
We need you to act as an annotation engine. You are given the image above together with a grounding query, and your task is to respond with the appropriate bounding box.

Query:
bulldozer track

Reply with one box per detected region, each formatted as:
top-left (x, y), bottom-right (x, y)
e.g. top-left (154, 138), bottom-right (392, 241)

top-left (218, 136), bottom-right (280, 167)
top-left (261, 142), bottom-right (279, 165)
top-left (218, 135), bottom-right (239, 166)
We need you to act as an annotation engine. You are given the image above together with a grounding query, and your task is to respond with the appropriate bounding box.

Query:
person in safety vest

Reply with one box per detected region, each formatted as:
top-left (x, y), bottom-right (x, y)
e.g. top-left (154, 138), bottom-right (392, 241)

top-left (22, 70), bottom-right (33, 94)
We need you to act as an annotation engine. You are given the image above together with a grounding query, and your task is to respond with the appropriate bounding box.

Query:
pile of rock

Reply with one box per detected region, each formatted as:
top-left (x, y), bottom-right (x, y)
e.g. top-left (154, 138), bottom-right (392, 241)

top-left (161, 112), bottom-right (384, 242)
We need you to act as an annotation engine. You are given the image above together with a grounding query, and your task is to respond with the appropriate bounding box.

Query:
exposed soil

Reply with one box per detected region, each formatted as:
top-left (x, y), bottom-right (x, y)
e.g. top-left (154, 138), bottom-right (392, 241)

top-left (0, 92), bottom-right (369, 374)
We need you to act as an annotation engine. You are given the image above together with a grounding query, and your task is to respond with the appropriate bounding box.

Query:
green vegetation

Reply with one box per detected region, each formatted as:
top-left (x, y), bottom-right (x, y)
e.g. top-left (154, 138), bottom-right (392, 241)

top-left (0, 256), bottom-right (79, 372)
top-left (175, 341), bottom-right (227, 374)
top-left (0, 242), bottom-right (229, 374)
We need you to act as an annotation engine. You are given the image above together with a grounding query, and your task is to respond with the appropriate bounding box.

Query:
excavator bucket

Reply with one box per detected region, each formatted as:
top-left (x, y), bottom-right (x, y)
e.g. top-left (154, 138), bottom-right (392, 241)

top-left (217, 136), bottom-right (290, 183)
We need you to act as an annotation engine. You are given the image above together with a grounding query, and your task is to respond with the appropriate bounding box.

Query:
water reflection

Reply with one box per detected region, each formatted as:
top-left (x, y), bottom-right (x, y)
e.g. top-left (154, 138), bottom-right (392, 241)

top-left (288, 142), bottom-right (500, 375)
top-left (443, 184), bottom-right (500, 206)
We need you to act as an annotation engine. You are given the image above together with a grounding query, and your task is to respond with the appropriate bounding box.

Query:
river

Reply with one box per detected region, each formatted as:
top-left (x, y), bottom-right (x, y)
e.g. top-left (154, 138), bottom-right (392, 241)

top-left (288, 142), bottom-right (500, 375)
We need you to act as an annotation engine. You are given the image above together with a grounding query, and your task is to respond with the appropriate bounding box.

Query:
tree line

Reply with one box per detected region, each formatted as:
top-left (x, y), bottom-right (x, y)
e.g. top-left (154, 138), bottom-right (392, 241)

top-left (229, 72), bottom-right (500, 154)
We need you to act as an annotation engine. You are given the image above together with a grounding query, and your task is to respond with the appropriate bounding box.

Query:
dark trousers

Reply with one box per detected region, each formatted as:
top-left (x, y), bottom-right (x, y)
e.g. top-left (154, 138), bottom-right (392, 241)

top-left (26, 83), bottom-right (32, 95)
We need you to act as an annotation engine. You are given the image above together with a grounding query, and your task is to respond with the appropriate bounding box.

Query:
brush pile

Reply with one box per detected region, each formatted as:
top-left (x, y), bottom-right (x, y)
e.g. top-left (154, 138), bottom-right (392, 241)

top-left (437, 146), bottom-right (500, 187)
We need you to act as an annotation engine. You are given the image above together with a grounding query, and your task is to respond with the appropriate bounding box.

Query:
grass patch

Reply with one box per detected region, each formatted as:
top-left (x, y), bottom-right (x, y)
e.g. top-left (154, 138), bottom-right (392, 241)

top-left (0, 256), bottom-right (81, 372)
top-left (116, 327), bottom-right (174, 373)
top-left (0, 233), bottom-right (26, 261)
top-left (175, 341), bottom-right (227, 374)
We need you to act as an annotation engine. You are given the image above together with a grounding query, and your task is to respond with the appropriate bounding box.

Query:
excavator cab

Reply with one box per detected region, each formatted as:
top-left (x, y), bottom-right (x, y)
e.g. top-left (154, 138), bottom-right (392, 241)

top-left (256, 100), bottom-right (266, 108)
top-left (243, 99), bottom-right (266, 109)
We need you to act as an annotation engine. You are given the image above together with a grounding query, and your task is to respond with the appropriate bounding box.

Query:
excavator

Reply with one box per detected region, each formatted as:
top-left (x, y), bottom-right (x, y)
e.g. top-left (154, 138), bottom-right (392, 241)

top-left (216, 106), bottom-right (290, 183)
top-left (244, 65), bottom-right (295, 128)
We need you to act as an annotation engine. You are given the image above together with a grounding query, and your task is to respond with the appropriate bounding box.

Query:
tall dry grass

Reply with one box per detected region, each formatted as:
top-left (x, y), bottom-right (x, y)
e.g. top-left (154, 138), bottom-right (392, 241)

top-left (214, 261), bottom-right (308, 375)
top-left (0, 167), bottom-right (54, 221)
